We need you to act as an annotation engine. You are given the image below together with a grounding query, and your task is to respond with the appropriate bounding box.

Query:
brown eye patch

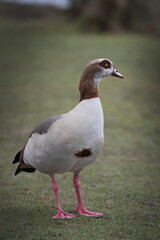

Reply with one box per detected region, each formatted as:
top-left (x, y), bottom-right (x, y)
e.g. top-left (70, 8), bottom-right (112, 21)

top-left (99, 60), bottom-right (111, 69)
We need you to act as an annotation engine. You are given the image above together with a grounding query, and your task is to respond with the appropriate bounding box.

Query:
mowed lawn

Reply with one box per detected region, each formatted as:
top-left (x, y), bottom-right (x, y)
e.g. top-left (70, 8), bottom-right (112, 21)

top-left (0, 17), bottom-right (160, 240)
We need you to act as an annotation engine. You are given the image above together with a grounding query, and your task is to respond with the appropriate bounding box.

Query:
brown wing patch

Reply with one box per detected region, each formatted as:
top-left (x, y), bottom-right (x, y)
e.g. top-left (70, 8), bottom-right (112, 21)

top-left (13, 141), bottom-right (28, 164)
top-left (19, 142), bottom-right (27, 163)
top-left (13, 134), bottom-right (33, 166)
top-left (74, 148), bottom-right (92, 158)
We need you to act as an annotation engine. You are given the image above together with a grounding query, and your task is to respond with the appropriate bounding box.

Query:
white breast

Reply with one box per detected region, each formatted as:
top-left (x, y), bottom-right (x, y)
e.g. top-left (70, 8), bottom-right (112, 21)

top-left (24, 98), bottom-right (104, 176)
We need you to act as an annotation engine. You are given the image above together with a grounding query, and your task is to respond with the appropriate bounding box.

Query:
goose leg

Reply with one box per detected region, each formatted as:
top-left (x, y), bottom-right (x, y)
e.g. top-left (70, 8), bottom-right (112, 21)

top-left (52, 177), bottom-right (76, 219)
top-left (73, 174), bottom-right (104, 217)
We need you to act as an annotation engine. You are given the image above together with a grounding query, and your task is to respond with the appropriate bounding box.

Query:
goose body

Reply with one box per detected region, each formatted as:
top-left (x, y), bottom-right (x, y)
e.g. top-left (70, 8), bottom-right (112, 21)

top-left (13, 58), bottom-right (123, 219)
top-left (24, 98), bottom-right (104, 175)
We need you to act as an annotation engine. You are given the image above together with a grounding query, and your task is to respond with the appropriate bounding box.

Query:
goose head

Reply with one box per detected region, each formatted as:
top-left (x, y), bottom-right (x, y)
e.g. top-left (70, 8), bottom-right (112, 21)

top-left (79, 58), bottom-right (124, 101)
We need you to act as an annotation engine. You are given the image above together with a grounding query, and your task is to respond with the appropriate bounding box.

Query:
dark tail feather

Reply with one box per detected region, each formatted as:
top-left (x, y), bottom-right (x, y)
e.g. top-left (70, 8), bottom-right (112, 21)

top-left (13, 150), bottom-right (22, 164)
top-left (15, 164), bottom-right (36, 176)
top-left (15, 164), bottom-right (21, 175)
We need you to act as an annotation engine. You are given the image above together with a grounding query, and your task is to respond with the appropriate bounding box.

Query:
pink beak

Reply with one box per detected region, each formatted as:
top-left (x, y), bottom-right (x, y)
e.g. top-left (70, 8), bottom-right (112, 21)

top-left (112, 69), bottom-right (124, 79)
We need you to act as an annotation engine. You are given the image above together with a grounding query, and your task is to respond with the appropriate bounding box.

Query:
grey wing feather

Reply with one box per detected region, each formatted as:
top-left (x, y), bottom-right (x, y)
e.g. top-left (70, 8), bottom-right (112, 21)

top-left (32, 114), bottom-right (62, 135)
top-left (13, 114), bottom-right (62, 168)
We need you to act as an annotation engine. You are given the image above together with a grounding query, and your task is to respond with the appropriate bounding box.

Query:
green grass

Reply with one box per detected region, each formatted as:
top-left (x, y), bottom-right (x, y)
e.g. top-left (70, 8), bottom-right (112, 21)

top-left (0, 17), bottom-right (160, 240)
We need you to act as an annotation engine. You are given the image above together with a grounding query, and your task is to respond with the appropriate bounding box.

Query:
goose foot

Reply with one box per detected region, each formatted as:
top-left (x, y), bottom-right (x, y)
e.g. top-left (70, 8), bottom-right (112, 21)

top-left (76, 207), bottom-right (104, 217)
top-left (53, 210), bottom-right (76, 219)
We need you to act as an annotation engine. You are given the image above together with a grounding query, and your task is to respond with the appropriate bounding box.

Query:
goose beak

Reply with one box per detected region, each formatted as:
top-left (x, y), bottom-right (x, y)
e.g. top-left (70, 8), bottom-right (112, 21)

top-left (112, 69), bottom-right (124, 79)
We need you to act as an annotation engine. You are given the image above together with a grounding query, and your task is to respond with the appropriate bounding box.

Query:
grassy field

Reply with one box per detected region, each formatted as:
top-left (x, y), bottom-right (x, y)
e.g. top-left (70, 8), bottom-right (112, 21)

top-left (0, 16), bottom-right (160, 240)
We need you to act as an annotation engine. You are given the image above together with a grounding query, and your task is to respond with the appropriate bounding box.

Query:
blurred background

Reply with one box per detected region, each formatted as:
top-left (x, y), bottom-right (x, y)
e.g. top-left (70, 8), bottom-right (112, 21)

top-left (0, 0), bottom-right (160, 33)
top-left (0, 1), bottom-right (160, 240)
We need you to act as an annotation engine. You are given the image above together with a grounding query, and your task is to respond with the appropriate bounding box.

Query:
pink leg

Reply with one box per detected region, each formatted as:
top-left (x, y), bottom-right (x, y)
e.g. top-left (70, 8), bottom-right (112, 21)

top-left (52, 177), bottom-right (76, 219)
top-left (73, 174), bottom-right (104, 217)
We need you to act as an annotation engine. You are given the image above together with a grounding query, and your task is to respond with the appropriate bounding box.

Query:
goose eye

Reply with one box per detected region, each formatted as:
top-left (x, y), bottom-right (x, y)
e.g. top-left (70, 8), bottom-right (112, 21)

top-left (105, 63), bottom-right (109, 68)
top-left (99, 60), bottom-right (111, 69)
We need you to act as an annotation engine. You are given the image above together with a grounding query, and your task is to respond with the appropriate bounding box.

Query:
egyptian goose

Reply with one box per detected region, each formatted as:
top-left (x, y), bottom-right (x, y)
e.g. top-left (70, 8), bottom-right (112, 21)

top-left (13, 58), bottom-right (123, 219)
